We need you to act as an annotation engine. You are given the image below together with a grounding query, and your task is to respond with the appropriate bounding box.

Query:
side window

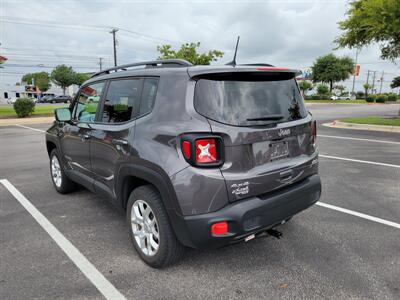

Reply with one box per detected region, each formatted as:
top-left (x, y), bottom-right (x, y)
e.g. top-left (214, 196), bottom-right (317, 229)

top-left (101, 79), bottom-right (141, 123)
top-left (74, 82), bottom-right (104, 122)
top-left (139, 78), bottom-right (158, 115)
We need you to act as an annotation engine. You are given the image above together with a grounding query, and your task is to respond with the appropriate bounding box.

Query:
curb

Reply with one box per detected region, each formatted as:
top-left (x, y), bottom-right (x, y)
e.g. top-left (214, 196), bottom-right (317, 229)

top-left (0, 117), bottom-right (54, 126)
top-left (322, 120), bottom-right (400, 133)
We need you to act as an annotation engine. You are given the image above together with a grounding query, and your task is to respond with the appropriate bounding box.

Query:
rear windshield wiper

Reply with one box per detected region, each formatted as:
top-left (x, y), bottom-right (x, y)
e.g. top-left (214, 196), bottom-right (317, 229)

top-left (246, 114), bottom-right (284, 122)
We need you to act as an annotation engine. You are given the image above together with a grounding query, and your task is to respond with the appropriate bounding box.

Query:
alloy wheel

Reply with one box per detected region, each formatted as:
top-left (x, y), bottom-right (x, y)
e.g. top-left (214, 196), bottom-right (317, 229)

top-left (130, 199), bottom-right (160, 256)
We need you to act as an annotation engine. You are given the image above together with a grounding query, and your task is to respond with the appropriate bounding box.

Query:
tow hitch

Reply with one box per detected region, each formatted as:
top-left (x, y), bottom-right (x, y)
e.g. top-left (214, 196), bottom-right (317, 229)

top-left (243, 228), bottom-right (283, 243)
top-left (266, 228), bottom-right (283, 239)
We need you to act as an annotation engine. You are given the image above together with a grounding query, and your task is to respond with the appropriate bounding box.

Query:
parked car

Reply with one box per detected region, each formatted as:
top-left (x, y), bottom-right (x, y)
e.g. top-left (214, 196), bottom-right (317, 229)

top-left (46, 59), bottom-right (321, 268)
top-left (45, 95), bottom-right (72, 103)
top-left (7, 97), bottom-right (18, 104)
top-left (38, 95), bottom-right (56, 103)
top-left (330, 94), bottom-right (354, 100)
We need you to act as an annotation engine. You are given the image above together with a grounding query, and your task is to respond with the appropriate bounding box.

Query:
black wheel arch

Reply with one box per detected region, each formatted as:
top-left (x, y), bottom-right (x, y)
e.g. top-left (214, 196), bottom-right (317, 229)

top-left (116, 163), bottom-right (194, 247)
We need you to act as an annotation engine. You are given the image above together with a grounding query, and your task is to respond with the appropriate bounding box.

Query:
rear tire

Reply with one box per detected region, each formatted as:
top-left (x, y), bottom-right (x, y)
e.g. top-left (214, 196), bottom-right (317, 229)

top-left (127, 185), bottom-right (186, 268)
top-left (49, 149), bottom-right (77, 194)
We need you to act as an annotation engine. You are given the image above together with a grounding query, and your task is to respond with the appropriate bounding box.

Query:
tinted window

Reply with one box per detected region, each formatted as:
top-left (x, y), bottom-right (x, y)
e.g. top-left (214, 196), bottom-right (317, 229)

top-left (194, 76), bottom-right (307, 126)
top-left (140, 78), bottom-right (158, 115)
top-left (74, 82), bottom-right (104, 122)
top-left (101, 79), bottom-right (141, 123)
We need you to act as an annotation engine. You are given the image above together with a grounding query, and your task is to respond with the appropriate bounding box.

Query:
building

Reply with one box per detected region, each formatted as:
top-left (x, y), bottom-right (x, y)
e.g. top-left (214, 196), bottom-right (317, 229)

top-left (0, 83), bottom-right (78, 103)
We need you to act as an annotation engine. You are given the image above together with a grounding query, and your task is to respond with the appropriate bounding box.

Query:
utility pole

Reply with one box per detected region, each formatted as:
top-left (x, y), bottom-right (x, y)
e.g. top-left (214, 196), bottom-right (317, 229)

top-left (110, 28), bottom-right (119, 67)
top-left (371, 71), bottom-right (377, 94)
top-left (366, 70), bottom-right (370, 85)
top-left (351, 48), bottom-right (359, 95)
top-left (98, 57), bottom-right (103, 71)
top-left (379, 71), bottom-right (384, 94)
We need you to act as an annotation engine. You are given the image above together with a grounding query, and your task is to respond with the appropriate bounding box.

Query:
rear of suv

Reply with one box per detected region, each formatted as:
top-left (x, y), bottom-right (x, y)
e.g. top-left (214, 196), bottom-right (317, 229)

top-left (46, 59), bottom-right (321, 268)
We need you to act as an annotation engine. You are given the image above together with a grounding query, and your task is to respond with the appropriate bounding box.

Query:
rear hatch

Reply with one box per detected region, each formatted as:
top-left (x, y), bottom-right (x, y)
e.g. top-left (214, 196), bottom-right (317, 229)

top-left (191, 68), bottom-right (317, 202)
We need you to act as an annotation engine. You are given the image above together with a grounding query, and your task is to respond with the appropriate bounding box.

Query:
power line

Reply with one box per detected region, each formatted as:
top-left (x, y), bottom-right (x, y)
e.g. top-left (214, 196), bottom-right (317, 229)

top-left (1, 16), bottom-right (180, 44)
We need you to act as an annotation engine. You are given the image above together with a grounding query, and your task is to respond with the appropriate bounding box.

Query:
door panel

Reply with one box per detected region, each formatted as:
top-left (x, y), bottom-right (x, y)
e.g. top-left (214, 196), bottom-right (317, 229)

top-left (60, 81), bottom-right (105, 190)
top-left (90, 123), bottom-right (133, 199)
top-left (61, 123), bottom-right (92, 177)
top-left (90, 78), bottom-right (143, 199)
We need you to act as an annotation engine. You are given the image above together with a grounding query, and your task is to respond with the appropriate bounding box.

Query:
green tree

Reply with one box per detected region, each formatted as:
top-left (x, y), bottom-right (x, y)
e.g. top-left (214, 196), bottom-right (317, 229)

top-left (334, 84), bottom-right (346, 95)
top-left (298, 80), bottom-right (313, 96)
top-left (316, 84), bottom-right (329, 95)
top-left (73, 73), bottom-right (91, 86)
top-left (51, 65), bottom-right (75, 95)
top-left (336, 0), bottom-right (400, 61)
top-left (311, 54), bottom-right (355, 92)
top-left (363, 83), bottom-right (371, 99)
top-left (21, 72), bottom-right (51, 92)
top-left (391, 76), bottom-right (400, 89)
top-left (157, 42), bottom-right (224, 65)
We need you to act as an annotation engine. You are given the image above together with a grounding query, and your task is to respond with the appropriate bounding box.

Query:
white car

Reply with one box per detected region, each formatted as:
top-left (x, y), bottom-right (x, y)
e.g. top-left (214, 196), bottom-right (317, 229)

top-left (7, 97), bottom-right (18, 104)
top-left (330, 95), bottom-right (354, 100)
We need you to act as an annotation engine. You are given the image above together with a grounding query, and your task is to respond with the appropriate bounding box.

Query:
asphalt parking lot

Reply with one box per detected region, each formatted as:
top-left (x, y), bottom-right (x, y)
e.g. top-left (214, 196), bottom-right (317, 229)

top-left (1, 104), bottom-right (399, 299)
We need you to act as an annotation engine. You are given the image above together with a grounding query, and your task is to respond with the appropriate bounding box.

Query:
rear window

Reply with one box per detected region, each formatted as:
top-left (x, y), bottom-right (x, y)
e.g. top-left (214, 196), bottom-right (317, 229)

top-left (194, 75), bottom-right (307, 126)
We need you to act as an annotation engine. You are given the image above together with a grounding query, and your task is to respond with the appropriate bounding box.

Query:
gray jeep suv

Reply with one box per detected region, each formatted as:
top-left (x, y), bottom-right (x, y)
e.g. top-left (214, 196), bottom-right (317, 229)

top-left (46, 59), bottom-right (321, 268)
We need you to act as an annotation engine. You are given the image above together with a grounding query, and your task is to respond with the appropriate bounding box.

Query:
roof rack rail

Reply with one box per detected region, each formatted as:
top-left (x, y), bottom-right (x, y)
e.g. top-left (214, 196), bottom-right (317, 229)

top-left (90, 59), bottom-right (193, 78)
top-left (238, 63), bottom-right (275, 67)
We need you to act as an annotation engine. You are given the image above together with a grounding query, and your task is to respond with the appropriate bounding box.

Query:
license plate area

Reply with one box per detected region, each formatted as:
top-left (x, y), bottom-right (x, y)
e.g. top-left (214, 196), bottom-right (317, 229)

top-left (270, 141), bottom-right (289, 161)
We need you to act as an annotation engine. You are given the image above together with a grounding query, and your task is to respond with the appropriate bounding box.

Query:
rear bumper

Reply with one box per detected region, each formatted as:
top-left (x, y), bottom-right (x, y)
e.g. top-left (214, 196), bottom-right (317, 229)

top-left (177, 174), bottom-right (321, 249)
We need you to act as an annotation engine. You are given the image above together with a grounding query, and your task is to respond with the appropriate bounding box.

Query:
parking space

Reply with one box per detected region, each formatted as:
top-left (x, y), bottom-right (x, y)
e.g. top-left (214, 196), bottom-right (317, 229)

top-left (1, 104), bottom-right (399, 299)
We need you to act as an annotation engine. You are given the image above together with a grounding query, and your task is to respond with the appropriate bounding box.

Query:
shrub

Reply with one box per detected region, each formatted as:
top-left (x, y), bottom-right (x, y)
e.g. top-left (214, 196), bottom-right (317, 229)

top-left (366, 95), bottom-right (375, 103)
top-left (316, 84), bottom-right (329, 95)
top-left (356, 91), bottom-right (365, 99)
top-left (311, 95), bottom-right (320, 100)
top-left (13, 98), bottom-right (35, 118)
top-left (319, 94), bottom-right (331, 100)
top-left (304, 95), bottom-right (313, 100)
top-left (375, 94), bottom-right (387, 103)
top-left (387, 93), bottom-right (397, 102)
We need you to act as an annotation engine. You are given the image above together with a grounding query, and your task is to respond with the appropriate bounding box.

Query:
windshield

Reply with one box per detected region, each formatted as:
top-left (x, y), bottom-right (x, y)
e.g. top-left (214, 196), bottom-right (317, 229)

top-left (194, 77), bottom-right (307, 126)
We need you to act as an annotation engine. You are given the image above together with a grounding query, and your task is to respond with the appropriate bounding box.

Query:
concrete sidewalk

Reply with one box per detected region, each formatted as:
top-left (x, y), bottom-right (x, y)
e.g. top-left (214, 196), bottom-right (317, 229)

top-left (0, 116), bottom-right (54, 126)
top-left (323, 120), bottom-right (400, 133)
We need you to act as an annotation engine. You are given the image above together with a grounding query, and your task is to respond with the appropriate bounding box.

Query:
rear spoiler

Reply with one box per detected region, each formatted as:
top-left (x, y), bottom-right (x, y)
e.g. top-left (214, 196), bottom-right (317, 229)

top-left (187, 65), bottom-right (301, 79)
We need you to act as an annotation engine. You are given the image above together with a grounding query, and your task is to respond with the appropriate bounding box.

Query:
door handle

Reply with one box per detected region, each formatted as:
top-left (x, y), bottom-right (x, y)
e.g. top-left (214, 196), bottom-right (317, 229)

top-left (81, 134), bottom-right (90, 141)
top-left (112, 139), bottom-right (128, 146)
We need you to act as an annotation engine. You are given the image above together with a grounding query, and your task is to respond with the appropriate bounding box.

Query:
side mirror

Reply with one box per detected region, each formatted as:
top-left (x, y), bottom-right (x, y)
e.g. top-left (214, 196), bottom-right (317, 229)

top-left (55, 108), bottom-right (71, 122)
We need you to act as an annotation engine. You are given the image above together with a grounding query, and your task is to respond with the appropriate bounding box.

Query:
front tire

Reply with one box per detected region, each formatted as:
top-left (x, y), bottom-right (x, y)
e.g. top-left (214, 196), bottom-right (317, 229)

top-left (50, 149), bottom-right (77, 194)
top-left (127, 185), bottom-right (185, 268)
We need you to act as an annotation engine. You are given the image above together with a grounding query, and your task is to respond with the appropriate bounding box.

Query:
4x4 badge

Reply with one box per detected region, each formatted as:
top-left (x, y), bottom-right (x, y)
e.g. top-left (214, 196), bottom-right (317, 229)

top-left (231, 181), bottom-right (249, 196)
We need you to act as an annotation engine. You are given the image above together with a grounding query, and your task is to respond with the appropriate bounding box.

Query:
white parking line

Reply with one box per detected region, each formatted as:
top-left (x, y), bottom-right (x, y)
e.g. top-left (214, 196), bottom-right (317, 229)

top-left (318, 134), bottom-right (400, 145)
top-left (14, 124), bottom-right (45, 133)
top-left (319, 154), bottom-right (400, 169)
top-left (317, 202), bottom-right (400, 229)
top-left (0, 179), bottom-right (126, 300)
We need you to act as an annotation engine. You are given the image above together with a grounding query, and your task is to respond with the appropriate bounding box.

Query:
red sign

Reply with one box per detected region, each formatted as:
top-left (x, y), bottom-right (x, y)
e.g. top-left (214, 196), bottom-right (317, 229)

top-left (352, 64), bottom-right (360, 76)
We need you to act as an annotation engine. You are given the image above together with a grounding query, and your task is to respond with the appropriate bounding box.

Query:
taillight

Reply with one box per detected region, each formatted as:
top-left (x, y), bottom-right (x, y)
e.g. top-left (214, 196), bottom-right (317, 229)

top-left (311, 120), bottom-right (317, 144)
top-left (182, 141), bottom-right (191, 159)
top-left (181, 135), bottom-right (224, 167)
top-left (195, 139), bottom-right (217, 163)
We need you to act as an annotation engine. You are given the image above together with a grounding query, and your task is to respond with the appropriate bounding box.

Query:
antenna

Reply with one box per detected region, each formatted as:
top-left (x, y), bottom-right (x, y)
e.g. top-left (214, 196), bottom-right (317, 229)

top-left (226, 36), bottom-right (240, 66)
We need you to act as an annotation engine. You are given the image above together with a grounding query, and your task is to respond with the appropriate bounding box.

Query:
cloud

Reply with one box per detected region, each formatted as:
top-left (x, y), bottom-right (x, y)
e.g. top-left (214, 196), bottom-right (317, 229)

top-left (1, 0), bottom-right (399, 93)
